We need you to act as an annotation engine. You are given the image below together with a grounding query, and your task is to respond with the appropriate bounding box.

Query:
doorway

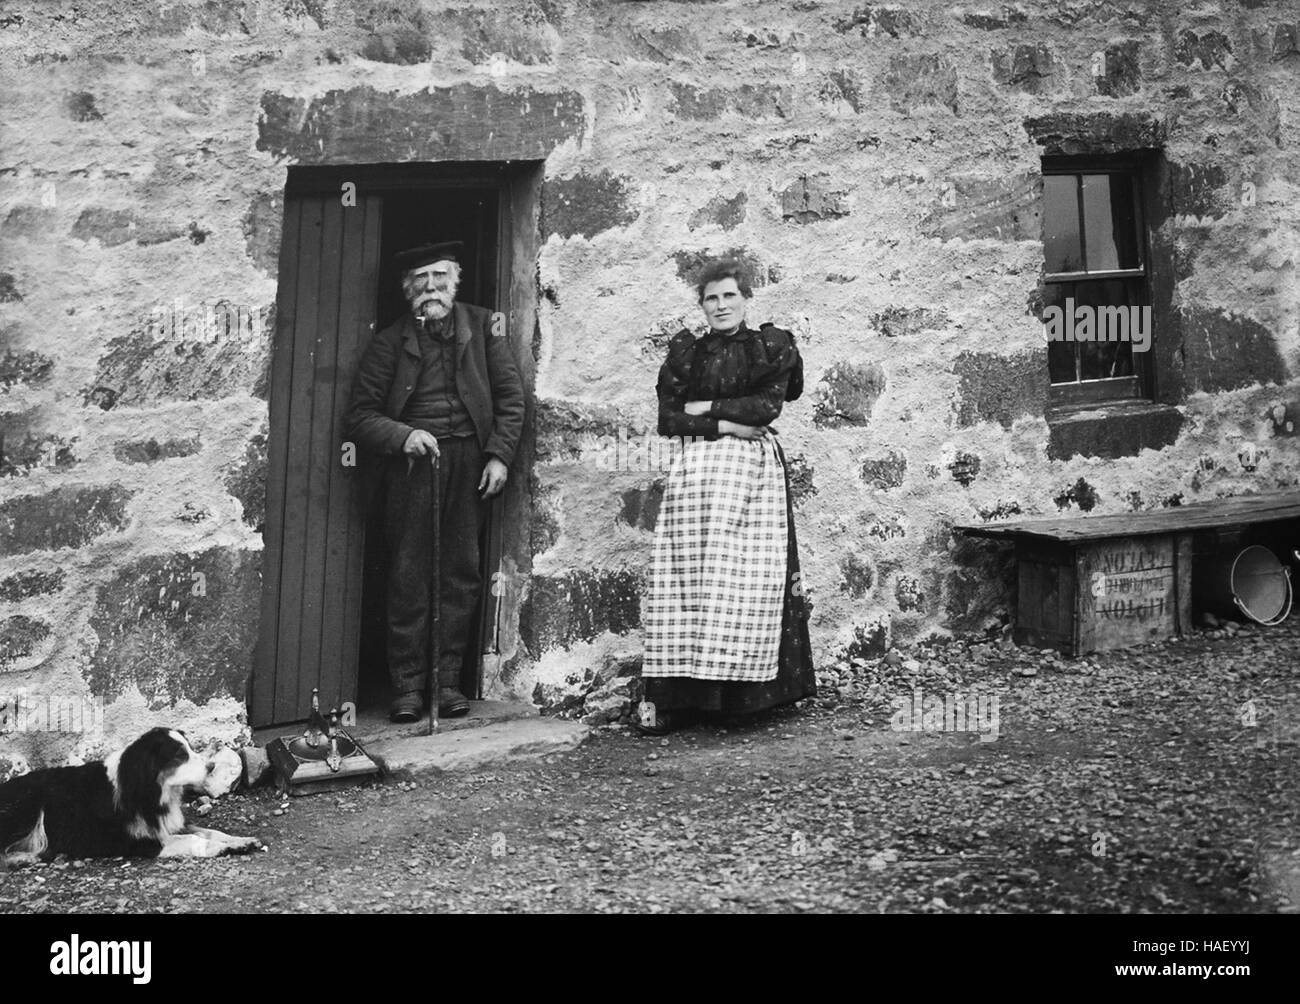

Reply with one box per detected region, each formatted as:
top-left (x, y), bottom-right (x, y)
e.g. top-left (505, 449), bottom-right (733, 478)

top-left (252, 162), bottom-right (540, 728)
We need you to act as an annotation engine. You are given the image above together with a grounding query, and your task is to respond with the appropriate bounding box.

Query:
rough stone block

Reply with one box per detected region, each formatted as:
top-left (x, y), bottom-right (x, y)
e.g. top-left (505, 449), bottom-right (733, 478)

top-left (63, 91), bottom-right (102, 121)
top-left (844, 620), bottom-right (889, 660)
top-left (1053, 477), bottom-right (1100, 512)
top-left (860, 451), bottom-right (906, 489)
top-left (1023, 111), bottom-right (1165, 156)
top-left (920, 173), bottom-right (1039, 241)
top-left (238, 745), bottom-right (273, 788)
top-left (242, 191), bottom-right (282, 277)
top-left (1267, 401), bottom-right (1299, 438)
top-left (1097, 40), bottom-right (1141, 97)
top-left (619, 480), bottom-right (664, 531)
top-left (1271, 24), bottom-right (1300, 61)
top-left (1175, 29), bottom-right (1232, 70)
top-left (530, 474), bottom-right (561, 557)
top-left (0, 348), bottom-right (50, 387)
top-left (360, 25), bottom-right (431, 64)
top-left (977, 500), bottom-right (1023, 521)
top-left (992, 44), bottom-right (1056, 93)
top-left (533, 399), bottom-right (626, 464)
top-left (962, 7), bottom-right (1027, 30)
top-left (85, 546), bottom-right (260, 704)
top-left (223, 429), bottom-right (267, 533)
top-left (0, 429), bottom-right (76, 477)
top-left (786, 454), bottom-right (816, 507)
top-left (894, 574), bottom-right (925, 612)
top-left (1046, 405), bottom-right (1184, 461)
top-left (834, 5), bottom-right (920, 37)
top-left (1180, 307), bottom-right (1285, 394)
top-left (2, 207), bottom-right (56, 238)
top-left (780, 175), bottom-right (850, 224)
top-left (519, 569), bottom-right (641, 655)
top-left (0, 615), bottom-right (51, 669)
top-left (71, 208), bottom-right (186, 247)
top-left (812, 361), bottom-right (886, 428)
top-left (0, 484), bottom-right (132, 557)
top-left (354, 0), bottom-right (439, 64)
top-left (953, 350), bottom-right (1048, 429)
top-left (817, 69), bottom-right (866, 112)
top-left (841, 553), bottom-right (874, 597)
top-left (579, 674), bottom-right (640, 726)
top-left (458, 7), bottom-right (557, 66)
top-left (669, 83), bottom-right (790, 120)
top-left (1169, 161), bottom-right (1226, 219)
top-left (86, 325), bottom-right (268, 410)
top-left (873, 306), bottom-right (948, 337)
top-left (257, 85), bottom-right (585, 164)
top-left (0, 568), bottom-right (64, 602)
top-left (688, 191), bottom-right (748, 232)
top-left (882, 53), bottom-right (959, 115)
top-left (113, 436), bottom-right (201, 464)
top-left (948, 452), bottom-right (981, 487)
top-left (626, 25), bottom-right (701, 63)
top-left (542, 171), bottom-right (638, 239)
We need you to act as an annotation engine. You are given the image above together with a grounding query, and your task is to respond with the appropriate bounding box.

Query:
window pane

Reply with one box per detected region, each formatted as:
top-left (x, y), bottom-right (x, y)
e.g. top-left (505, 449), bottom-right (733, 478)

top-left (1081, 174), bottom-right (1141, 272)
top-left (1072, 280), bottom-right (1135, 379)
top-left (1043, 175), bottom-right (1083, 273)
top-left (1044, 282), bottom-right (1079, 383)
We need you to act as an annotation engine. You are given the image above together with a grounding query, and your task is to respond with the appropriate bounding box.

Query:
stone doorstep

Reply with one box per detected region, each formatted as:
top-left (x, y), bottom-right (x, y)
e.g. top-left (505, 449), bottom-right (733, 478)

top-left (251, 699), bottom-right (539, 750)
top-left (365, 717), bottom-right (591, 778)
top-left (248, 701), bottom-right (582, 780)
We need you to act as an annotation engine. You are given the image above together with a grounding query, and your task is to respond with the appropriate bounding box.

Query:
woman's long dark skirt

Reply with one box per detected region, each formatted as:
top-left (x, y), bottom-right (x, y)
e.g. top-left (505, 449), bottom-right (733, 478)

top-left (644, 441), bottom-right (816, 715)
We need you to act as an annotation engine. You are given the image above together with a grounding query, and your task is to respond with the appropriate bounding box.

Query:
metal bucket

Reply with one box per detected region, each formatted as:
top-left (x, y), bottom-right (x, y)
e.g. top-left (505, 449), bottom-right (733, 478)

top-left (1205, 545), bottom-right (1292, 625)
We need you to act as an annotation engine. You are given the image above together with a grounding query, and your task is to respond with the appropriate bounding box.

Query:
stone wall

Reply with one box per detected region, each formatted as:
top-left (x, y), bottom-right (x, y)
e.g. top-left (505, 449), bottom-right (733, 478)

top-left (1, 0), bottom-right (1298, 770)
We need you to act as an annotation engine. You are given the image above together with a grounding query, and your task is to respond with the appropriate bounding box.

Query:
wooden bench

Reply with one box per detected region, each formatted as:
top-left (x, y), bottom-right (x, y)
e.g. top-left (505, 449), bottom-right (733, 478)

top-left (955, 491), bottom-right (1300, 656)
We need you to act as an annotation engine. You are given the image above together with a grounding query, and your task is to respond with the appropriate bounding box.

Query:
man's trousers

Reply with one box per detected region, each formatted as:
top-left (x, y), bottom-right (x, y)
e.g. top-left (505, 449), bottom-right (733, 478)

top-left (383, 436), bottom-right (486, 697)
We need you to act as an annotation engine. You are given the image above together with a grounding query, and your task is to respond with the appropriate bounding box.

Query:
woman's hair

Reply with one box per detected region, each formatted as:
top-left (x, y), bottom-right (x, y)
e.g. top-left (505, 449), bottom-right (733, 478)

top-left (695, 258), bottom-right (753, 304)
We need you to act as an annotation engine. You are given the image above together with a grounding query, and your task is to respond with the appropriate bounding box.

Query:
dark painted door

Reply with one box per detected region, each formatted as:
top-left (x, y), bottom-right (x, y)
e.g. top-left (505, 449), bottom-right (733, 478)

top-left (252, 193), bottom-right (381, 727)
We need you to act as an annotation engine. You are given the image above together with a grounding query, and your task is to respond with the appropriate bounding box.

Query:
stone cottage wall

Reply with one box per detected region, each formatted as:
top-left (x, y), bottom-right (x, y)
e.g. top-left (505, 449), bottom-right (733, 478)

top-left (1, 0), bottom-right (1297, 772)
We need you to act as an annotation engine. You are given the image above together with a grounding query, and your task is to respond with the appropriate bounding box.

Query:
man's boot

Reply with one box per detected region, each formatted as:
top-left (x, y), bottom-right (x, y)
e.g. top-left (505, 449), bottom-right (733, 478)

top-left (438, 666), bottom-right (470, 717)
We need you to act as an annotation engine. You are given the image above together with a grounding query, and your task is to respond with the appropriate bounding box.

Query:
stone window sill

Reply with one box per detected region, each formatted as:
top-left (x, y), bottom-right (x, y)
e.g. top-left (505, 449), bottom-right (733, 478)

top-left (1045, 400), bottom-right (1184, 461)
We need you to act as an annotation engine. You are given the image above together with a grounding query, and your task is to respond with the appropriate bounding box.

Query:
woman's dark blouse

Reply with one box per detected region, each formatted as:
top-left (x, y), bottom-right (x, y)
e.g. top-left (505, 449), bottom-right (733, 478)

top-left (657, 323), bottom-right (800, 439)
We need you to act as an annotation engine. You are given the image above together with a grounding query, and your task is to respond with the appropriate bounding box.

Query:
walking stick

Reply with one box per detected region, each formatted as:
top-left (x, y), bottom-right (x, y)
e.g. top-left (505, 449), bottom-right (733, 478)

top-left (426, 446), bottom-right (441, 736)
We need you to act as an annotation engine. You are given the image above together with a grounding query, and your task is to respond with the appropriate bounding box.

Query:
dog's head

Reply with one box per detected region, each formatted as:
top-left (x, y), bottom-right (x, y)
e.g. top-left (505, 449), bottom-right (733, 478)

top-left (113, 728), bottom-right (209, 821)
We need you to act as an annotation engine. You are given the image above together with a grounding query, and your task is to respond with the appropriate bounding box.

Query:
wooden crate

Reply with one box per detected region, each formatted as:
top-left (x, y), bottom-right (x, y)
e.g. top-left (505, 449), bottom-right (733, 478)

top-left (1014, 533), bottom-right (1193, 656)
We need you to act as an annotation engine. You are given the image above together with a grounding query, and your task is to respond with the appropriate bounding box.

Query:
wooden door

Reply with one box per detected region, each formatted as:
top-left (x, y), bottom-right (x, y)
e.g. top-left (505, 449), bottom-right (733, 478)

top-left (252, 193), bottom-right (381, 727)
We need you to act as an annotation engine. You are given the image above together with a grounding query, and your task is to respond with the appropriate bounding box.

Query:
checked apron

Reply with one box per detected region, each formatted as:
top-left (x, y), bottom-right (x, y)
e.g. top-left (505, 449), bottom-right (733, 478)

top-left (643, 430), bottom-right (815, 712)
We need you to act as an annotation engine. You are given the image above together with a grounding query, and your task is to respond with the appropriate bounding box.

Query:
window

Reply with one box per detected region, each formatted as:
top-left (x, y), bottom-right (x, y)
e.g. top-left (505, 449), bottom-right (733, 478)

top-left (1041, 158), bottom-right (1153, 408)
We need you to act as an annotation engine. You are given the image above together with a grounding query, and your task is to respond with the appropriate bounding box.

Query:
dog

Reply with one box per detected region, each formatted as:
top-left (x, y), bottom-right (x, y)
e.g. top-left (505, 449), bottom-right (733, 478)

top-left (0, 728), bottom-right (265, 866)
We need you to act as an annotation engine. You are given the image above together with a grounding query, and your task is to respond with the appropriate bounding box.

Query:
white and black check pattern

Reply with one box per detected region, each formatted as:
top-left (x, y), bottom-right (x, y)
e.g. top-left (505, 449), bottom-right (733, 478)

top-left (643, 433), bottom-right (789, 682)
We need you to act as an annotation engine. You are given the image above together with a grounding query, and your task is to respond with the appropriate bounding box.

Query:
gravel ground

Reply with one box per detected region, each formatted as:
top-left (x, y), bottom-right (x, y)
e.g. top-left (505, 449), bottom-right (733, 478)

top-left (2, 619), bottom-right (1297, 914)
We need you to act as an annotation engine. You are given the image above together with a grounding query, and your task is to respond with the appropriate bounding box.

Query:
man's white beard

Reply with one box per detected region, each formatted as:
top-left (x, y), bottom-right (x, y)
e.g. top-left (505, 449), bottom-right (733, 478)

top-left (419, 299), bottom-right (452, 321)
top-left (411, 289), bottom-right (456, 323)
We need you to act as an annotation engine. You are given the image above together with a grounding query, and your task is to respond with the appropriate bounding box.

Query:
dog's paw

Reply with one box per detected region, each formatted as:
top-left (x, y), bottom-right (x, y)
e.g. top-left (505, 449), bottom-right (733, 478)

top-left (221, 836), bottom-right (265, 856)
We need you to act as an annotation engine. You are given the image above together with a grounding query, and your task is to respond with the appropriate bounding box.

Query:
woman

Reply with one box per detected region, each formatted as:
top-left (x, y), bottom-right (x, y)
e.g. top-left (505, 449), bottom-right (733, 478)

top-left (640, 258), bottom-right (816, 734)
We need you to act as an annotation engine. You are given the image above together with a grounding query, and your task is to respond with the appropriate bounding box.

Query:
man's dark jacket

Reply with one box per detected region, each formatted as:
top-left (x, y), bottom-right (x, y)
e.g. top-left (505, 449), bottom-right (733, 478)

top-left (345, 301), bottom-right (525, 468)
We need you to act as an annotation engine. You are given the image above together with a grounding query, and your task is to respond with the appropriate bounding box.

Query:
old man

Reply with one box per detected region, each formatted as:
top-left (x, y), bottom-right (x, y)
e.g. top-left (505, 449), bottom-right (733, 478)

top-left (346, 242), bottom-right (524, 722)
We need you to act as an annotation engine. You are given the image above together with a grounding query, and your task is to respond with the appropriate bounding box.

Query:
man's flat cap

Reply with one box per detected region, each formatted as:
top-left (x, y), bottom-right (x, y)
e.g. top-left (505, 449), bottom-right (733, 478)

top-left (395, 241), bottom-right (464, 272)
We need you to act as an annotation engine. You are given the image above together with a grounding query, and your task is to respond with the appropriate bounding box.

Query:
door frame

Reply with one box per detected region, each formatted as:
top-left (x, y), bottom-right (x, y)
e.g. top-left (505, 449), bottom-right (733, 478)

top-left (252, 160), bottom-right (541, 726)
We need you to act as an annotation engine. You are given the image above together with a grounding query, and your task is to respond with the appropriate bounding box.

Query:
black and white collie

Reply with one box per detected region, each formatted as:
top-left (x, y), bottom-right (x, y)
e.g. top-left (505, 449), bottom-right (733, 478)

top-left (0, 728), bottom-right (264, 866)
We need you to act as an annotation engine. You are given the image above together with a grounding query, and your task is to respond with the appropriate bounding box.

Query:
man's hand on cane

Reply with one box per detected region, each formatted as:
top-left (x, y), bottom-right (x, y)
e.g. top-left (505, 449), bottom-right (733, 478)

top-left (403, 429), bottom-right (440, 459)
